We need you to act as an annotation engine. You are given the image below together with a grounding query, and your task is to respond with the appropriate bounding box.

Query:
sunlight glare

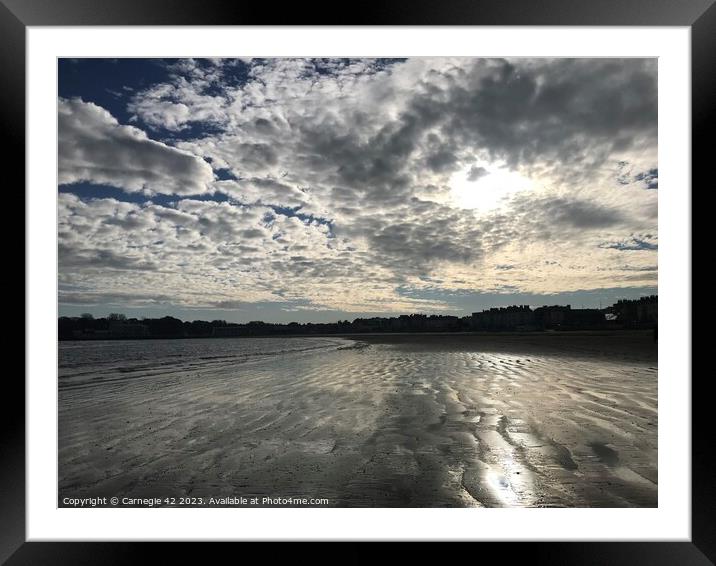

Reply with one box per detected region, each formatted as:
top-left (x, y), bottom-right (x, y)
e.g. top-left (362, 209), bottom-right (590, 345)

top-left (450, 165), bottom-right (534, 211)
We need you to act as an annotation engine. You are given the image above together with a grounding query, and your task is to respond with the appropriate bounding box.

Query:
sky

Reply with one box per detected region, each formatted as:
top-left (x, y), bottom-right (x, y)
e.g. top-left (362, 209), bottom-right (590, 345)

top-left (58, 58), bottom-right (658, 323)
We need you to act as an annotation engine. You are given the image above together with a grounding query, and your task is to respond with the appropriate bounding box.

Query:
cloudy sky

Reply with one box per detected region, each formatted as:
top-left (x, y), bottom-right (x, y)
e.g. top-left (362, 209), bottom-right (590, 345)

top-left (58, 58), bottom-right (657, 323)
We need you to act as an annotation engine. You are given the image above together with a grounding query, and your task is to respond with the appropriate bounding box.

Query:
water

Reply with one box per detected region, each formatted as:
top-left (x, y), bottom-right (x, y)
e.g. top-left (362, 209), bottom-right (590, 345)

top-left (58, 335), bottom-right (657, 507)
top-left (59, 336), bottom-right (351, 388)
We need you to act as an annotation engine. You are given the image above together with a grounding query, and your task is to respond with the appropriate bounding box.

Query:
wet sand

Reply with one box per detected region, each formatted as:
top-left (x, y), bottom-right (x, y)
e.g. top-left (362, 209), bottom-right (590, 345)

top-left (58, 331), bottom-right (657, 507)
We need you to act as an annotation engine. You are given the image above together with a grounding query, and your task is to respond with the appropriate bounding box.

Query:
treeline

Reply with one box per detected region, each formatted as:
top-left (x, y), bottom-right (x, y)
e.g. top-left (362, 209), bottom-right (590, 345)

top-left (58, 295), bottom-right (657, 341)
top-left (58, 313), bottom-right (469, 340)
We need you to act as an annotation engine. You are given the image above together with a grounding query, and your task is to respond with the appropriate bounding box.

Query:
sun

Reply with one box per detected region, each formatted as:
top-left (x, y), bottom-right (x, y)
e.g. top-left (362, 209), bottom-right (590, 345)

top-left (450, 163), bottom-right (534, 211)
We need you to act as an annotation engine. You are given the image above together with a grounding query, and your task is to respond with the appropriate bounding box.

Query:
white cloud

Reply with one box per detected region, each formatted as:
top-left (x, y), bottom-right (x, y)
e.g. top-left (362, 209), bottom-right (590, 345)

top-left (59, 98), bottom-right (215, 195)
top-left (58, 193), bottom-right (453, 313)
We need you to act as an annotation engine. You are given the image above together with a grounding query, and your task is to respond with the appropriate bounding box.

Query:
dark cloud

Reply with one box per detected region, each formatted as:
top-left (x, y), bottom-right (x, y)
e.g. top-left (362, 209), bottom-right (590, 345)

top-left (332, 199), bottom-right (485, 275)
top-left (236, 143), bottom-right (278, 170)
top-left (59, 290), bottom-right (176, 305)
top-left (425, 150), bottom-right (459, 173)
top-left (59, 244), bottom-right (160, 271)
top-left (498, 194), bottom-right (627, 236)
top-left (545, 198), bottom-right (625, 229)
top-left (466, 166), bottom-right (489, 182)
top-left (438, 59), bottom-right (657, 171)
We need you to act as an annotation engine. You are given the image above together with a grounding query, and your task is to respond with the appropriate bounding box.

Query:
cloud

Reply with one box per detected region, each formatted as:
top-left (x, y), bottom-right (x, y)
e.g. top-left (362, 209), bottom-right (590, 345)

top-left (57, 193), bottom-right (452, 313)
top-left (534, 197), bottom-right (625, 230)
top-left (633, 168), bottom-right (658, 190)
top-left (599, 235), bottom-right (658, 251)
top-left (59, 97), bottom-right (215, 195)
top-left (58, 58), bottom-right (658, 316)
top-left (466, 166), bottom-right (489, 182)
top-left (438, 59), bottom-right (657, 175)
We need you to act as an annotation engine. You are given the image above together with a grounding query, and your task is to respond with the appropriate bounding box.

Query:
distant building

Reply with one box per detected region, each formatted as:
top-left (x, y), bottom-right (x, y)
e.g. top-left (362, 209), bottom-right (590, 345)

top-left (470, 304), bottom-right (606, 331)
top-left (636, 299), bottom-right (658, 323)
top-left (567, 308), bottom-right (606, 328)
top-left (426, 315), bottom-right (460, 331)
top-left (533, 305), bottom-right (571, 329)
top-left (472, 305), bottom-right (535, 331)
top-left (612, 295), bottom-right (658, 327)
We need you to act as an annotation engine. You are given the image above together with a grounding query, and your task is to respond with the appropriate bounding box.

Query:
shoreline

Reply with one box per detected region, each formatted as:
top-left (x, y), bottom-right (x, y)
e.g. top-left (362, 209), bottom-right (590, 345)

top-left (59, 330), bottom-right (657, 362)
top-left (59, 328), bottom-right (656, 341)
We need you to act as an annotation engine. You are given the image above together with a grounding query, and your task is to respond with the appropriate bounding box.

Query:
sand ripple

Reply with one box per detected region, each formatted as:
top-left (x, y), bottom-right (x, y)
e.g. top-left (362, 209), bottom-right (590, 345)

top-left (59, 334), bottom-right (657, 507)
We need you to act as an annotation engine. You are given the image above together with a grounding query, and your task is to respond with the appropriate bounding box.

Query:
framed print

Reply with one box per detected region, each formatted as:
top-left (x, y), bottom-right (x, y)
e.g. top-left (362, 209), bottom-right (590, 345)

top-left (6, 0), bottom-right (712, 562)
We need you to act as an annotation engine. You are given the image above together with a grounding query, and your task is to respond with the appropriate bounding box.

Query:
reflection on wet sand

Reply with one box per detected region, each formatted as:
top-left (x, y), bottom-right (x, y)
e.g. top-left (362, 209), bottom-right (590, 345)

top-left (59, 333), bottom-right (657, 507)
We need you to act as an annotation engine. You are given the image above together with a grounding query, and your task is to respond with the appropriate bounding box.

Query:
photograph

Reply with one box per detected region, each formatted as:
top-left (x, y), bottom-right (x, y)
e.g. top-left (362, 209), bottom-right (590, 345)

top-left (3, 0), bottom-right (709, 558)
top-left (56, 56), bottom-right (659, 509)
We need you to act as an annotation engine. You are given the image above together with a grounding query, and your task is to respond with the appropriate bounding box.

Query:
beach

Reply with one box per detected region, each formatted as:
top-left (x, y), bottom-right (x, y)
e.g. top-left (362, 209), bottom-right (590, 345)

top-left (58, 331), bottom-right (657, 507)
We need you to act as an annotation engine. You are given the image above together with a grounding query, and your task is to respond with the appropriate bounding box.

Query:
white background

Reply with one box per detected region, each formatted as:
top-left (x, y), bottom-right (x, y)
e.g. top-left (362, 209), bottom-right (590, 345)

top-left (26, 26), bottom-right (691, 541)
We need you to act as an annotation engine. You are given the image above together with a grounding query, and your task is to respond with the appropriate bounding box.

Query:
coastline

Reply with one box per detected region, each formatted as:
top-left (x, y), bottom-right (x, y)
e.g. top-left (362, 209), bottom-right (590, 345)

top-left (59, 329), bottom-right (657, 363)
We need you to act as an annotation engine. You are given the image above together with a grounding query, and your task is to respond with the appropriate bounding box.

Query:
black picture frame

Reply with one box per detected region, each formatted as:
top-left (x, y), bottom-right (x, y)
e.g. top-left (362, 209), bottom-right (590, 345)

top-left (5, 0), bottom-right (711, 563)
